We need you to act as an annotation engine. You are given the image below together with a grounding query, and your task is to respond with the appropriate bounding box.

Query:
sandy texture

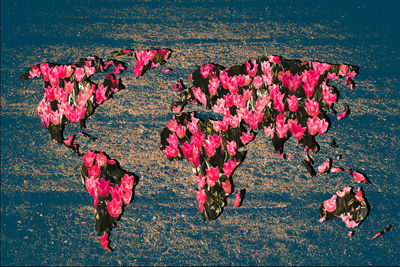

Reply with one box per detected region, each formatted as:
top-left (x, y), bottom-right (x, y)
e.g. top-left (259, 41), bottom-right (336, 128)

top-left (1, 1), bottom-right (400, 265)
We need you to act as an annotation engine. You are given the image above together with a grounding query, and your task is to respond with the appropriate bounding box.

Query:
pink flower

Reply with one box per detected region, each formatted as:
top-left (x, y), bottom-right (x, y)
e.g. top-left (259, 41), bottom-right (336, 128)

top-left (192, 86), bottom-right (207, 106)
top-left (331, 167), bottom-right (344, 173)
top-left (166, 133), bottom-right (179, 147)
top-left (303, 82), bottom-right (315, 98)
top-left (318, 158), bottom-right (331, 173)
top-left (226, 140), bottom-right (237, 156)
top-left (290, 122), bottom-right (306, 141)
top-left (175, 124), bottom-right (186, 138)
top-left (264, 126), bottom-right (274, 139)
top-left (88, 163), bottom-right (101, 178)
top-left (208, 76), bottom-right (220, 96)
top-left (206, 166), bottom-right (220, 187)
top-left (133, 62), bottom-right (144, 77)
top-left (287, 95), bottom-right (298, 112)
top-left (339, 64), bottom-right (348, 75)
top-left (107, 197), bottom-right (122, 217)
top-left (209, 134), bottom-right (222, 148)
top-left (122, 189), bottom-right (132, 205)
top-left (196, 189), bottom-right (207, 212)
top-left (240, 132), bottom-right (254, 145)
top-left (74, 67), bottom-right (85, 82)
top-left (348, 231), bottom-right (353, 237)
top-left (276, 121), bottom-right (289, 139)
top-left (51, 110), bottom-right (61, 125)
top-left (234, 192), bottom-right (241, 207)
top-left (245, 60), bottom-right (258, 77)
top-left (312, 61), bottom-right (331, 75)
top-left (323, 194), bottom-right (337, 212)
top-left (336, 187), bottom-right (351, 197)
top-left (96, 152), bottom-right (108, 167)
top-left (223, 158), bottom-right (238, 177)
top-left (243, 88), bottom-right (253, 100)
top-left (273, 92), bottom-right (285, 113)
top-left (191, 130), bottom-right (205, 149)
top-left (121, 174), bottom-right (135, 191)
top-left (197, 173), bottom-right (206, 190)
top-left (322, 86), bottom-right (337, 107)
top-left (99, 233), bottom-right (111, 252)
top-left (218, 117), bottom-right (230, 132)
top-left (327, 72), bottom-right (339, 79)
top-left (64, 81), bottom-right (75, 94)
top-left (222, 180), bottom-right (232, 194)
top-left (219, 70), bottom-right (229, 89)
top-left (205, 141), bottom-right (216, 157)
top-left (29, 65), bottom-right (41, 78)
top-left (307, 117), bottom-right (320, 136)
top-left (167, 118), bottom-right (178, 132)
top-left (180, 142), bottom-right (194, 161)
top-left (200, 63), bottom-right (214, 78)
top-left (84, 66), bottom-right (95, 76)
top-left (44, 86), bottom-right (56, 102)
top-left (318, 119), bottom-right (329, 135)
top-left (172, 105), bottom-right (181, 113)
top-left (114, 64), bottom-right (125, 74)
top-left (164, 144), bottom-right (179, 159)
top-left (351, 171), bottom-right (367, 183)
top-left (268, 55), bottom-right (281, 63)
top-left (305, 98), bottom-right (319, 117)
top-left (63, 135), bottom-right (74, 146)
top-left (252, 76), bottom-right (263, 90)
top-left (261, 61), bottom-right (272, 76)
top-left (97, 178), bottom-right (110, 198)
top-left (85, 176), bottom-right (98, 197)
top-left (337, 110), bottom-right (348, 120)
top-left (84, 151), bottom-right (96, 167)
top-left (355, 188), bottom-right (364, 202)
top-left (228, 76), bottom-right (238, 95)
top-left (96, 84), bottom-right (108, 105)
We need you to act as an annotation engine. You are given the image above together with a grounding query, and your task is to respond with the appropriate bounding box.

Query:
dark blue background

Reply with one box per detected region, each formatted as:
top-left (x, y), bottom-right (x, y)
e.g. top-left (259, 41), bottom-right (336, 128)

top-left (2, 0), bottom-right (399, 265)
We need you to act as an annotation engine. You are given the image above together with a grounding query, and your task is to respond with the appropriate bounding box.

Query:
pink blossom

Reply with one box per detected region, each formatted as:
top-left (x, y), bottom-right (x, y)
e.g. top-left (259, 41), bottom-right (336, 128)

top-left (63, 135), bottom-right (74, 146)
top-left (50, 110), bottom-right (61, 125)
top-left (287, 95), bottom-right (298, 112)
top-left (268, 55), bottom-right (281, 63)
top-left (336, 187), bottom-right (351, 197)
top-left (84, 66), bottom-right (95, 76)
top-left (255, 94), bottom-right (271, 112)
top-left (331, 167), bottom-right (344, 173)
top-left (264, 126), bottom-right (274, 139)
top-left (223, 158), bottom-right (238, 177)
top-left (243, 88), bottom-right (253, 100)
top-left (276, 121), bottom-right (289, 139)
top-left (40, 63), bottom-right (50, 81)
top-left (312, 61), bottom-right (331, 75)
top-left (208, 76), bottom-right (220, 96)
top-left (192, 86), bottom-right (207, 106)
top-left (218, 117), bottom-right (229, 132)
top-left (322, 86), bottom-right (337, 106)
top-left (96, 84), bottom-right (108, 105)
top-left (164, 144), bottom-right (179, 159)
top-left (222, 180), bottom-right (232, 194)
top-left (85, 176), bottom-right (98, 197)
top-left (74, 67), bottom-right (85, 82)
top-left (209, 134), bottom-right (222, 148)
top-left (29, 65), bottom-right (41, 79)
top-left (133, 63), bottom-right (144, 77)
top-left (351, 171), bottom-right (367, 183)
top-left (268, 84), bottom-right (280, 99)
top-left (307, 117), bottom-right (320, 136)
top-left (226, 140), bottom-right (237, 156)
top-left (262, 74), bottom-right (273, 86)
top-left (167, 118), bottom-right (178, 132)
top-left (107, 197), bottom-right (122, 217)
top-left (88, 163), bottom-right (101, 178)
top-left (327, 72), bottom-right (339, 79)
top-left (318, 158), bottom-right (331, 173)
top-left (122, 189), bottom-right (132, 205)
top-left (180, 142), bottom-right (194, 161)
top-left (227, 76), bottom-right (238, 95)
top-left (200, 63), bottom-right (214, 79)
top-left (121, 174), bottom-right (135, 191)
top-left (234, 192), bottom-right (241, 207)
top-left (219, 70), bottom-right (229, 89)
top-left (196, 189), bottom-right (207, 212)
top-left (355, 188), bottom-right (364, 202)
top-left (99, 233), bottom-right (111, 252)
top-left (240, 132), bottom-right (254, 145)
top-left (206, 166), bottom-right (220, 187)
top-left (303, 82), bottom-right (315, 98)
top-left (64, 81), bottom-right (75, 94)
top-left (337, 110), bottom-right (347, 120)
top-left (273, 92), bottom-right (285, 113)
top-left (166, 133), bottom-right (179, 148)
top-left (49, 70), bottom-right (60, 87)
top-left (175, 124), bottom-right (185, 138)
top-left (323, 194), bottom-right (337, 212)
top-left (197, 173), bottom-right (206, 190)
top-left (191, 130), bottom-right (205, 149)
top-left (290, 122), bottom-right (306, 141)
top-left (245, 60), bottom-right (258, 77)
top-left (96, 152), bottom-right (108, 167)
top-left (97, 178), bottom-right (110, 198)
top-left (339, 64), bottom-right (349, 75)
top-left (172, 105), bottom-right (181, 113)
top-left (318, 119), bottom-right (329, 134)
top-left (261, 61), bottom-right (272, 76)
top-left (44, 86), bottom-right (56, 102)
top-left (252, 76), bottom-right (263, 90)
top-left (84, 151), bottom-right (96, 167)
top-left (229, 115), bottom-right (240, 128)
top-left (205, 141), bottom-right (216, 157)
top-left (305, 98), bottom-right (319, 117)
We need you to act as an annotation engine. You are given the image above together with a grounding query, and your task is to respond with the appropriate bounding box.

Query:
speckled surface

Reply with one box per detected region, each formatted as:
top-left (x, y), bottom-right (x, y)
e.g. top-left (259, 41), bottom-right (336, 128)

top-left (1, 0), bottom-right (399, 265)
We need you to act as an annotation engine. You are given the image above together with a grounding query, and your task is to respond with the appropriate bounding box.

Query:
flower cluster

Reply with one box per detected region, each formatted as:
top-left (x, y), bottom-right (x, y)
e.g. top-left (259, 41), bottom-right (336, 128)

top-left (22, 56), bottom-right (127, 150)
top-left (319, 187), bottom-right (369, 229)
top-left (163, 55), bottom-right (359, 220)
top-left (81, 150), bottom-right (137, 252)
top-left (133, 49), bottom-right (172, 77)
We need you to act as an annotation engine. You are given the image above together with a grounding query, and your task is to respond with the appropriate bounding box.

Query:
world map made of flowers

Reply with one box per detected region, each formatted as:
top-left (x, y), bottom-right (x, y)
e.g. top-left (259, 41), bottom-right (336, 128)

top-left (23, 49), bottom-right (374, 252)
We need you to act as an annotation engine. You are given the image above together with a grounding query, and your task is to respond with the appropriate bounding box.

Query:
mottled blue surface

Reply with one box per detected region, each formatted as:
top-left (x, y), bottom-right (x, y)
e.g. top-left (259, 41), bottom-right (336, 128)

top-left (1, 0), bottom-right (400, 265)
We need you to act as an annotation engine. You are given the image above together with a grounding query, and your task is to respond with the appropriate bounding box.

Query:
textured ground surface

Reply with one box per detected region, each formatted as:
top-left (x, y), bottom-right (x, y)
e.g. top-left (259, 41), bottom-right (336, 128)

top-left (1, 0), bottom-right (400, 265)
